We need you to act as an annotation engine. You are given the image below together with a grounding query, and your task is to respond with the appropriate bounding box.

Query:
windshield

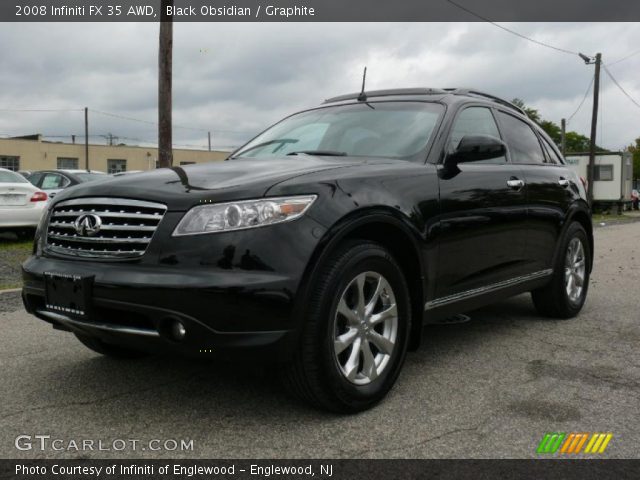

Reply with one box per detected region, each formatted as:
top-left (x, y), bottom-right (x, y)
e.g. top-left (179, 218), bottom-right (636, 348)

top-left (233, 102), bottom-right (443, 160)
top-left (75, 172), bottom-right (107, 183)
top-left (0, 170), bottom-right (28, 183)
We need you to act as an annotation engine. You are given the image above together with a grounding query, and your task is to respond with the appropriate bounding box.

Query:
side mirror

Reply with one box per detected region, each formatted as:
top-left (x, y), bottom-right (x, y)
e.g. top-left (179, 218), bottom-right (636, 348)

top-left (447, 135), bottom-right (506, 165)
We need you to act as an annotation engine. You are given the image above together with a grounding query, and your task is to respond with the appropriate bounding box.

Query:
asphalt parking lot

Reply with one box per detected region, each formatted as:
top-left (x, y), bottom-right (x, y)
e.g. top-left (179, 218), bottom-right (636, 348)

top-left (1, 222), bottom-right (638, 459)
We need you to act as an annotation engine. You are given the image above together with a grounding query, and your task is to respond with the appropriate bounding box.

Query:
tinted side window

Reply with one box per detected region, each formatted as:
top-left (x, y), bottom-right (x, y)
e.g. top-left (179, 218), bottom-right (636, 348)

top-left (541, 136), bottom-right (563, 164)
top-left (449, 107), bottom-right (505, 164)
top-left (496, 111), bottom-right (545, 164)
top-left (41, 173), bottom-right (68, 189)
top-left (28, 172), bottom-right (43, 186)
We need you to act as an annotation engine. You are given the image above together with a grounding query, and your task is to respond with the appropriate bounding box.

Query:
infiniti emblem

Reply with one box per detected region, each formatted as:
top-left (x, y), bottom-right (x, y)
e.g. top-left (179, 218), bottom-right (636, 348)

top-left (74, 214), bottom-right (102, 237)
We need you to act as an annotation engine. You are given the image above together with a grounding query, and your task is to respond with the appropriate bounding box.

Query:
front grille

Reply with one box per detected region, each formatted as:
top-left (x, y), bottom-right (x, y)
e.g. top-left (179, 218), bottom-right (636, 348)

top-left (45, 197), bottom-right (167, 259)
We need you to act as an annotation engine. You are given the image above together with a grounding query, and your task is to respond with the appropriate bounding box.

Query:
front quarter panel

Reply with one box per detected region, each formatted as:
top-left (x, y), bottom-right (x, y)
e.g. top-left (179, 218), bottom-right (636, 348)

top-left (267, 161), bottom-right (441, 300)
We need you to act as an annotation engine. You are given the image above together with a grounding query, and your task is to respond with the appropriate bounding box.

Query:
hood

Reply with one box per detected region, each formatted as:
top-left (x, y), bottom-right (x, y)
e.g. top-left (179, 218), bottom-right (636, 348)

top-left (51, 156), bottom-right (368, 211)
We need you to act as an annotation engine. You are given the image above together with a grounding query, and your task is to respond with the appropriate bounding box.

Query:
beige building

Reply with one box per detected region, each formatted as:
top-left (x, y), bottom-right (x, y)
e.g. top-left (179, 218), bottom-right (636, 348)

top-left (0, 135), bottom-right (227, 173)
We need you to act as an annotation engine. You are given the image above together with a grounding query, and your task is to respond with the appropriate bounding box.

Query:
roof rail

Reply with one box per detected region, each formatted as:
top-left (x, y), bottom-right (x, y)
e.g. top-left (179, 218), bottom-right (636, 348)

top-left (443, 88), bottom-right (526, 115)
top-left (323, 88), bottom-right (447, 104)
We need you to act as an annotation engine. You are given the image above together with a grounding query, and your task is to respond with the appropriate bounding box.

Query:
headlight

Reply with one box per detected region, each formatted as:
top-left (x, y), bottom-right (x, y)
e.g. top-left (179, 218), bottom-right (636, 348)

top-left (34, 205), bottom-right (51, 255)
top-left (172, 195), bottom-right (317, 236)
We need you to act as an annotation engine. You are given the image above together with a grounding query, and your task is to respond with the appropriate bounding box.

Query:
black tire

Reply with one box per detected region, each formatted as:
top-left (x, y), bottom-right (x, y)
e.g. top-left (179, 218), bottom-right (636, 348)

top-left (531, 222), bottom-right (591, 319)
top-left (282, 241), bottom-right (411, 413)
top-left (74, 333), bottom-right (148, 359)
top-left (15, 228), bottom-right (36, 240)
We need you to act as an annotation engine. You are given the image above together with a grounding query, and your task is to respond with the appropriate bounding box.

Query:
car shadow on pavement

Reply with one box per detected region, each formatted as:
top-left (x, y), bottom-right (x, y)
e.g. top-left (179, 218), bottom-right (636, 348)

top-left (30, 294), bottom-right (547, 421)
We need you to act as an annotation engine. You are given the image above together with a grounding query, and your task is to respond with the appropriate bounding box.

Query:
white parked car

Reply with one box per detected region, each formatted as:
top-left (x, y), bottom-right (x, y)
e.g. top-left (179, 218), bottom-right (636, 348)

top-left (0, 168), bottom-right (49, 238)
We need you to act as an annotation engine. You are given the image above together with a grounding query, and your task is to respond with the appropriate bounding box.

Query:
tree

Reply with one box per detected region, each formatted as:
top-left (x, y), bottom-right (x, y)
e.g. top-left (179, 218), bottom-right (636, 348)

top-left (512, 98), bottom-right (541, 124)
top-left (511, 98), bottom-right (608, 153)
top-left (564, 131), bottom-right (592, 153)
top-left (539, 120), bottom-right (561, 144)
top-left (158, 0), bottom-right (174, 168)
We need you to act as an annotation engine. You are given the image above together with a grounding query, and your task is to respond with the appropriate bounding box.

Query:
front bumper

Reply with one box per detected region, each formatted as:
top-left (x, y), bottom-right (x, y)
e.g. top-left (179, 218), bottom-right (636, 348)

top-left (22, 207), bottom-right (327, 358)
top-left (22, 257), bottom-right (297, 358)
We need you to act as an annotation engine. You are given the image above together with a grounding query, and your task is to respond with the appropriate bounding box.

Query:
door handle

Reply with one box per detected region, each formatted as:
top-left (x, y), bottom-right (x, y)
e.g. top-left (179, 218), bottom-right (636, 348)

top-left (558, 178), bottom-right (570, 187)
top-left (507, 178), bottom-right (525, 190)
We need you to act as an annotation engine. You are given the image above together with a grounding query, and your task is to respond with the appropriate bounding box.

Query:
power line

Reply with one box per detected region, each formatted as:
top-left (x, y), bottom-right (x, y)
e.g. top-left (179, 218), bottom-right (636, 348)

top-left (444, 0), bottom-right (580, 56)
top-left (567, 74), bottom-right (595, 124)
top-left (607, 49), bottom-right (640, 67)
top-left (42, 132), bottom-right (215, 150)
top-left (0, 108), bottom-right (82, 112)
top-left (90, 108), bottom-right (253, 135)
top-left (90, 109), bottom-right (160, 127)
top-left (602, 64), bottom-right (640, 110)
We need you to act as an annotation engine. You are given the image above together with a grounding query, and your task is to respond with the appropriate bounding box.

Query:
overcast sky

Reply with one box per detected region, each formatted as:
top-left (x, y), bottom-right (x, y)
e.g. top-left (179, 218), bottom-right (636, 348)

top-left (0, 22), bottom-right (639, 151)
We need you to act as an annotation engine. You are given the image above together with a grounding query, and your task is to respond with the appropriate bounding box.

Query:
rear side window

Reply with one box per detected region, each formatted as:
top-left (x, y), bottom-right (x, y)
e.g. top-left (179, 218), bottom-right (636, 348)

top-left (41, 173), bottom-right (69, 189)
top-left (540, 136), bottom-right (563, 164)
top-left (496, 111), bottom-right (546, 164)
top-left (448, 107), bottom-right (506, 164)
top-left (28, 172), bottom-right (43, 186)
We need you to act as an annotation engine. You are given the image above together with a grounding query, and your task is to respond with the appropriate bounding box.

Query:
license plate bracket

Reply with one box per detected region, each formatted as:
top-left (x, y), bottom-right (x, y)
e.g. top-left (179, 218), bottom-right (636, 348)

top-left (44, 272), bottom-right (94, 317)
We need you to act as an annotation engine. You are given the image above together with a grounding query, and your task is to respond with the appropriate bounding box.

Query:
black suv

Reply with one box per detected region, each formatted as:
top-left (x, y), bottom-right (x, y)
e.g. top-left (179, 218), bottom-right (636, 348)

top-left (22, 88), bottom-right (592, 412)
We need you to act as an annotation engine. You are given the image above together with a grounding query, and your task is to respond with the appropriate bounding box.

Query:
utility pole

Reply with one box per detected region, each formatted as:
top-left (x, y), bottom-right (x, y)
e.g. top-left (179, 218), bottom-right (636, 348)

top-left (586, 52), bottom-right (602, 206)
top-left (208, 131), bottom-right (212, 151)
top-left (560, 118), bottom-right (566, 156)
top-left (84, 107), bottom-right (89, 171)
top-left (158, 0), bottom-right (174, 168)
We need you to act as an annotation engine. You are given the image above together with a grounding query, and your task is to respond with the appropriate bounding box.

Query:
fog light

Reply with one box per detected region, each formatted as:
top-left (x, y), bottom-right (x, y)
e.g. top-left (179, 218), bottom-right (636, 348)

top-left (171, 320), bottom-right (186, 341)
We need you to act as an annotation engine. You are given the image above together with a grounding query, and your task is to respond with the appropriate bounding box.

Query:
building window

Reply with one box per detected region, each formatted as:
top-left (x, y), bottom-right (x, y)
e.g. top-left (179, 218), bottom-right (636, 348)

top-left (180, 161), bottom-right (196, 166)
top-left (0, 156), bottom-right (20, 171)
top-left (594, 164), bottom-right (614, 181)
top-left (57, 157), bottom-right (79, 169)
top-left (107, 159), bottom-right (127, 174)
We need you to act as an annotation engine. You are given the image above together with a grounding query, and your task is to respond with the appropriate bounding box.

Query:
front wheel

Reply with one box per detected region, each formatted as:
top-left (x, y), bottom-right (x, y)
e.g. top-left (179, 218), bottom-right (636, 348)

top-left (531, 222), bottom-right (591, 319)
top-left (282, 241), bottom-right (411, 413)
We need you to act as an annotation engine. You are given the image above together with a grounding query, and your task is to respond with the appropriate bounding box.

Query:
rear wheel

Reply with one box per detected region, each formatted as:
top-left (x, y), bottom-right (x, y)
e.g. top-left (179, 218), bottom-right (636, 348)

top-left (74, 333), bottom-right (147, 359)
top-left (282, 241), bottom-right (411, 413)
top-left (531, 222), bottom-right (590, 318)
top-left (15, 228), bottom-right (36, 240)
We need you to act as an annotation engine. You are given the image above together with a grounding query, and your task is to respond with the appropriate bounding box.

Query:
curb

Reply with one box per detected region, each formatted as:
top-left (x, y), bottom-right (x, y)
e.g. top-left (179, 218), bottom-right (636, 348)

top-left (0, 288), bottom-right (21, 295)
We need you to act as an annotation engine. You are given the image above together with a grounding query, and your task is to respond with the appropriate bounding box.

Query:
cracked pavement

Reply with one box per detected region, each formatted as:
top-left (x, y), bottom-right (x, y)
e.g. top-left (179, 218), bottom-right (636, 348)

top-left (0, 223), bottom-right (638, 459)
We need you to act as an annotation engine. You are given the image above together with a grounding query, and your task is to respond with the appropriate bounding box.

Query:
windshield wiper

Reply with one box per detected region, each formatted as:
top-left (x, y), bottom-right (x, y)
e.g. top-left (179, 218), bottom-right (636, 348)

top-left (286, 150), bottom-right (348, 157)
top-left (231, 138), bottom-right (298, 159)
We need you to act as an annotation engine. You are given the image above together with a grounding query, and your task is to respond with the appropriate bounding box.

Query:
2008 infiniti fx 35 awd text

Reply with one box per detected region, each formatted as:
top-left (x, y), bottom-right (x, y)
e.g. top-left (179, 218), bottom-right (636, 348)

top-left (22, 88), bottom-right (592, 412)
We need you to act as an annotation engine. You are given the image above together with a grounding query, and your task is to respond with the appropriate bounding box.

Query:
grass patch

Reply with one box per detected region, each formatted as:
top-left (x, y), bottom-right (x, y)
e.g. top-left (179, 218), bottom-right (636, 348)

top-left (0, 238), bottom-right (33, 290)
top-left (592, 213), bottom-right (637, 225)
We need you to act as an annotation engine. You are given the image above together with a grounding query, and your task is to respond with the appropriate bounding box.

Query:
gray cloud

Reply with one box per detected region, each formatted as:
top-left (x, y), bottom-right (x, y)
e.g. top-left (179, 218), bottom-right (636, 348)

top-left (0, 22), bottom-right (639, 150)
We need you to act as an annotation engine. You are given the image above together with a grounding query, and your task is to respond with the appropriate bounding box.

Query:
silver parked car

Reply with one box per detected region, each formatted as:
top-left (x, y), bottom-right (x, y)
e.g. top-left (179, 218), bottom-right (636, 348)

top-left (26, 169), bottom-right (107, 198)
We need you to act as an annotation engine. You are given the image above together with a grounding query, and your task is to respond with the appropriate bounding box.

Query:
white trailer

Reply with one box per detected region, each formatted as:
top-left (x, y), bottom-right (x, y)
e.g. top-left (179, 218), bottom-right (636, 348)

top-left (564, 152), bottom-right (633, 212)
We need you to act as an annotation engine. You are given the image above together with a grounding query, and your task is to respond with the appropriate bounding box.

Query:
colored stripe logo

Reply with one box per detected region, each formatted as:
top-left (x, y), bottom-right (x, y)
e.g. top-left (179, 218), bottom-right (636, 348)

top-left (537, 433), bottom-right (613, 454)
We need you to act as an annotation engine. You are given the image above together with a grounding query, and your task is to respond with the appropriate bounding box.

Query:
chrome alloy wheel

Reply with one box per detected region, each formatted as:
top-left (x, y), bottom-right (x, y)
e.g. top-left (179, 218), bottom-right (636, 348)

top-left (565, 237), bottom-right (586, 303)
top-left (333, 272), bottom-right (399, 385)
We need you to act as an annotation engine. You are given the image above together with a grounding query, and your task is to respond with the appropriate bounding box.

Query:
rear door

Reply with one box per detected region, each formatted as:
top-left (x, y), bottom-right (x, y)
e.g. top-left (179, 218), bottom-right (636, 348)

top-left (39, 172), bottom-right (70, 198)
top-left (494, 110), bottom-right (574, 272)
top-left (435, 106), bottom-right (529, 300)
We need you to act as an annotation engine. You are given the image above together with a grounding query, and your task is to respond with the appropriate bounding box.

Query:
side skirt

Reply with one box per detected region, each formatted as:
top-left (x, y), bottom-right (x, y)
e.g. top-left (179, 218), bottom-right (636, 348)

top-left (422, 269), bottom-right (553, 323)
